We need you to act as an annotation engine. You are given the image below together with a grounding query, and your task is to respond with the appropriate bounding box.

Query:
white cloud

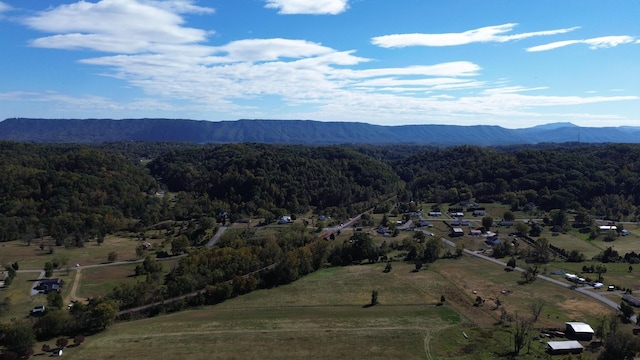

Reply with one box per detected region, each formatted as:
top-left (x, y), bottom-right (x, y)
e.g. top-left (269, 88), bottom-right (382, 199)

top-left (527, 35), bottom-right (635, 52)
top-left (0, 2), bottom-right (11, 13)
top-left (264, 0), bottom-right (348, 15)
top-left (344, 62), bottom-right (481, 79)
top-left (215, 38), bottom-right (336, 62)
top-left (24, 0), bottom-right (212, 53)
top-left (482, 86), bottom-right (549, 95)
top-left (11, 2), bottom-right (639, 128)
top-left (584, 36), bottom-right (635, 49)
top-left (371, 23), bottom-right (579, 48)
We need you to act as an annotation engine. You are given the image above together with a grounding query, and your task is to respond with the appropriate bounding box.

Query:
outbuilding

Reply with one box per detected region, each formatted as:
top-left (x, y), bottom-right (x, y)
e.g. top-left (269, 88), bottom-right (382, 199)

top-left (547, 340), bottom-right (583, 355)
top-left (599, 225), bottom-right (617, 231)
top-left (565, 322), bottom-right (594, 341)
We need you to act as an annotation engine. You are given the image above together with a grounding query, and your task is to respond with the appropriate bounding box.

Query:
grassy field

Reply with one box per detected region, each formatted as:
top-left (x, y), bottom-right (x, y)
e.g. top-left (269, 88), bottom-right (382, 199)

top-left (60, 256), bottom-right (616, 360)
top-left (0, 270), bottom-right (75, 322)
top-left (0, 235), bottom-right (142, 270)
top-left (3, 204), bottom-right (638, 359)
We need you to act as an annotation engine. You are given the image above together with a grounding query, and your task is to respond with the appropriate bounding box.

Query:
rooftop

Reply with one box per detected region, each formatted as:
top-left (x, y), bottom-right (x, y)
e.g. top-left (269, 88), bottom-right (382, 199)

top-left (566, 322), bottom-right (595, 334)
top-left (547, 340), bottom-right (583, 351)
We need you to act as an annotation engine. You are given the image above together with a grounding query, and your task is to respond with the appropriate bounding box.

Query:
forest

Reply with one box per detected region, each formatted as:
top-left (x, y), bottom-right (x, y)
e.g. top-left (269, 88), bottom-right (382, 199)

top-left (3, 141), bottom-right (640, 358)
top-left (2, 141), bottom-right (640, 250)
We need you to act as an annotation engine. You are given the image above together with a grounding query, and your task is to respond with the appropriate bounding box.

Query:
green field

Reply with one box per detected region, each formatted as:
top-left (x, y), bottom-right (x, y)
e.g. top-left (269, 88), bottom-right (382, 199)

top-left (3, 204), bottom-right (639, 359)
top-left (58, 257), bottom-right (616, 360)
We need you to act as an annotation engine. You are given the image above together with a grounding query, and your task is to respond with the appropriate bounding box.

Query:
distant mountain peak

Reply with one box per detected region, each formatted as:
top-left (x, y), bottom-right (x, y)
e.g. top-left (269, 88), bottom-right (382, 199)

top-left (530, 122), bottom-right (578, 130)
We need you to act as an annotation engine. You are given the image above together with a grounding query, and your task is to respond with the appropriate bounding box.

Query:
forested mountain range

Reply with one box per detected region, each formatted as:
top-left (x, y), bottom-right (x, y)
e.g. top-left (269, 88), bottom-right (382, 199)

top-left (2, 118), bottom-right (640, 145)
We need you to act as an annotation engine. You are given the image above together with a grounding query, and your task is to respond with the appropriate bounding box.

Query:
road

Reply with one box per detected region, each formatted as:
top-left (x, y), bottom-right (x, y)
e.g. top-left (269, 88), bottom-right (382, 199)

top-left (207, 226), bottom-right (228, 247)
top-left (440, 236), bottom-right (625, 316)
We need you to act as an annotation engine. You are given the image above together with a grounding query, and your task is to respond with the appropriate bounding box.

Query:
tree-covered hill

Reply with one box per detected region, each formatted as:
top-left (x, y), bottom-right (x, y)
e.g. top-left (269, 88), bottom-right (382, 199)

top-left (147, 144), bottom-right (404, 218)
top-left (0, 142), bottom-right (158, 242)
top-left (396, 144), bottom-right (640, 220)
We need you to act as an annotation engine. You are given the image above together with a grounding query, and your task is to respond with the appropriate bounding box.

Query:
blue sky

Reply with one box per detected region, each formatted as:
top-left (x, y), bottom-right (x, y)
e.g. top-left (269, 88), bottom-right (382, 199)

top-left (0, 0), bottom-right (639, 128)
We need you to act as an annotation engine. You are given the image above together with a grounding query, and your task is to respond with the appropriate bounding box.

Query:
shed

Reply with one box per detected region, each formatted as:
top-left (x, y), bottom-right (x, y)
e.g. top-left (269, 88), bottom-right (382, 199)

top-left (547, 340), bottom-right (583, 355)
top-left (565, 322), bottom-right (594, 341)
top-left (450, 228), bottom-right (464, 237)
top-left (599, 225), bottom-right (617, 231)
top-left (623, 294), bottom-right (640, 307)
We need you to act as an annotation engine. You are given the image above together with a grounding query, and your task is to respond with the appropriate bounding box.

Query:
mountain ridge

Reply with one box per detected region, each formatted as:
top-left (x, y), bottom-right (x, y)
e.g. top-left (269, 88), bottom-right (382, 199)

top-left (1, 118), bottom-right (639, 146)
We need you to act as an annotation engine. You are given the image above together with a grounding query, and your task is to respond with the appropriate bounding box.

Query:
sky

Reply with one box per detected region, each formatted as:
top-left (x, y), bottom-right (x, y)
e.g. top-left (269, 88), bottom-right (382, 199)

top-left (0, 0), bottom-right (639, 128)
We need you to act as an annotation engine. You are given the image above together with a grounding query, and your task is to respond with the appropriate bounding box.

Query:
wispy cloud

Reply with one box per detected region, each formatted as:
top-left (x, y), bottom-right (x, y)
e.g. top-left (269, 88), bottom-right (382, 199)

top-left (371, 23), bottom-right (579, 48)
top-left (0, 2), bottom-right (11, 13)
top-left (264, 0), bottom-right (349, 15)
top-left (527, 35), bottom-right (635, 52)
top-left (24, 0), bottom-right (212, 54)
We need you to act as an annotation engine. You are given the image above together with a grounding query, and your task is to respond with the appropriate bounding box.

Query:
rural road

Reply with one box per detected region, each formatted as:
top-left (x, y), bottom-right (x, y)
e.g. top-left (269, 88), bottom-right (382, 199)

top-left (207, 226), bottom-right (228, 247)
top-left (440, 236), bottom-right (625, 315)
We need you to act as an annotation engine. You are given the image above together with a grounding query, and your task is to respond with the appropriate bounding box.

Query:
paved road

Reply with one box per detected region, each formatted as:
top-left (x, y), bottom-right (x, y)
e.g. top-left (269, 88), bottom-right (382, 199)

top-left (440, 237), bottom-right (625, 315)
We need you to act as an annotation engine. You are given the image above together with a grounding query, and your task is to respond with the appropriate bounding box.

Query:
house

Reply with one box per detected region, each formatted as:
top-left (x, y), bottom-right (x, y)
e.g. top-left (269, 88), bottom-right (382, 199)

top-left (452, 220), bottom-right (470, 226)
top-left (428, 211), bottom-right (442, 217)
top-left (547, 340), bottom-right (583, 355)
top-left (472, 210), bottom-right (485, 216)
top-left (593, 282), bottom-right (604, 289)
top-left (565, 322), bottom-right (594, 341)
top-left (417, 220), bottom-right (431, 228)
top-left (485, 235), bottom-right (500, 246)
top-left (450, 228), bottom-right (464, 237)
top-left (621, 229), bottom-right (631, 236)
top-left (451, 212), bottom-right (465, 217)
top-left (36, 278), bottom-right (63, 294)
top-left (498, 220), bottom-right (514, 227)
top-left (278, 216), bottom-right (292, 224)
top-left (53, 349), bottom-right (63, 357)
top-left (470, 230), bottom-right (482, 237)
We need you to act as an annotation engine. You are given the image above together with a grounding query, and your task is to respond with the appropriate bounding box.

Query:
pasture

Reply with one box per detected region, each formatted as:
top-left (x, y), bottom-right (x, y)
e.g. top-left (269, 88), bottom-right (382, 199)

top-left (64, 257), bottom-right (615, 359)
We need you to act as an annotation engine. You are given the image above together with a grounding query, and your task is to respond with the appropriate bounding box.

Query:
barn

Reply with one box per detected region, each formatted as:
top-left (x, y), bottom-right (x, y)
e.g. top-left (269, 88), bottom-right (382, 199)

top-left (547, 340), bottom-right (584, 355)
top-left (565, 322), bottom-right (594, 341)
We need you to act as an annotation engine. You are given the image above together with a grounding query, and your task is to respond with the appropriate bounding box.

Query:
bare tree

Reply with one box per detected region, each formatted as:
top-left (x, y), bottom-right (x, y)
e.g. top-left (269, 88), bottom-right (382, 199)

top-left (513, 313), bottom-right (533, 355)
top-left (530, 300), bottom-right (544, 322)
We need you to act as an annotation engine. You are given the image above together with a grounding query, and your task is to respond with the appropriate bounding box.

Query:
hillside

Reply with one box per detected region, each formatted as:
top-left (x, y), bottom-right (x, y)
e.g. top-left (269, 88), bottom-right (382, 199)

top-left (2, 118), bottom-right (640, 145)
